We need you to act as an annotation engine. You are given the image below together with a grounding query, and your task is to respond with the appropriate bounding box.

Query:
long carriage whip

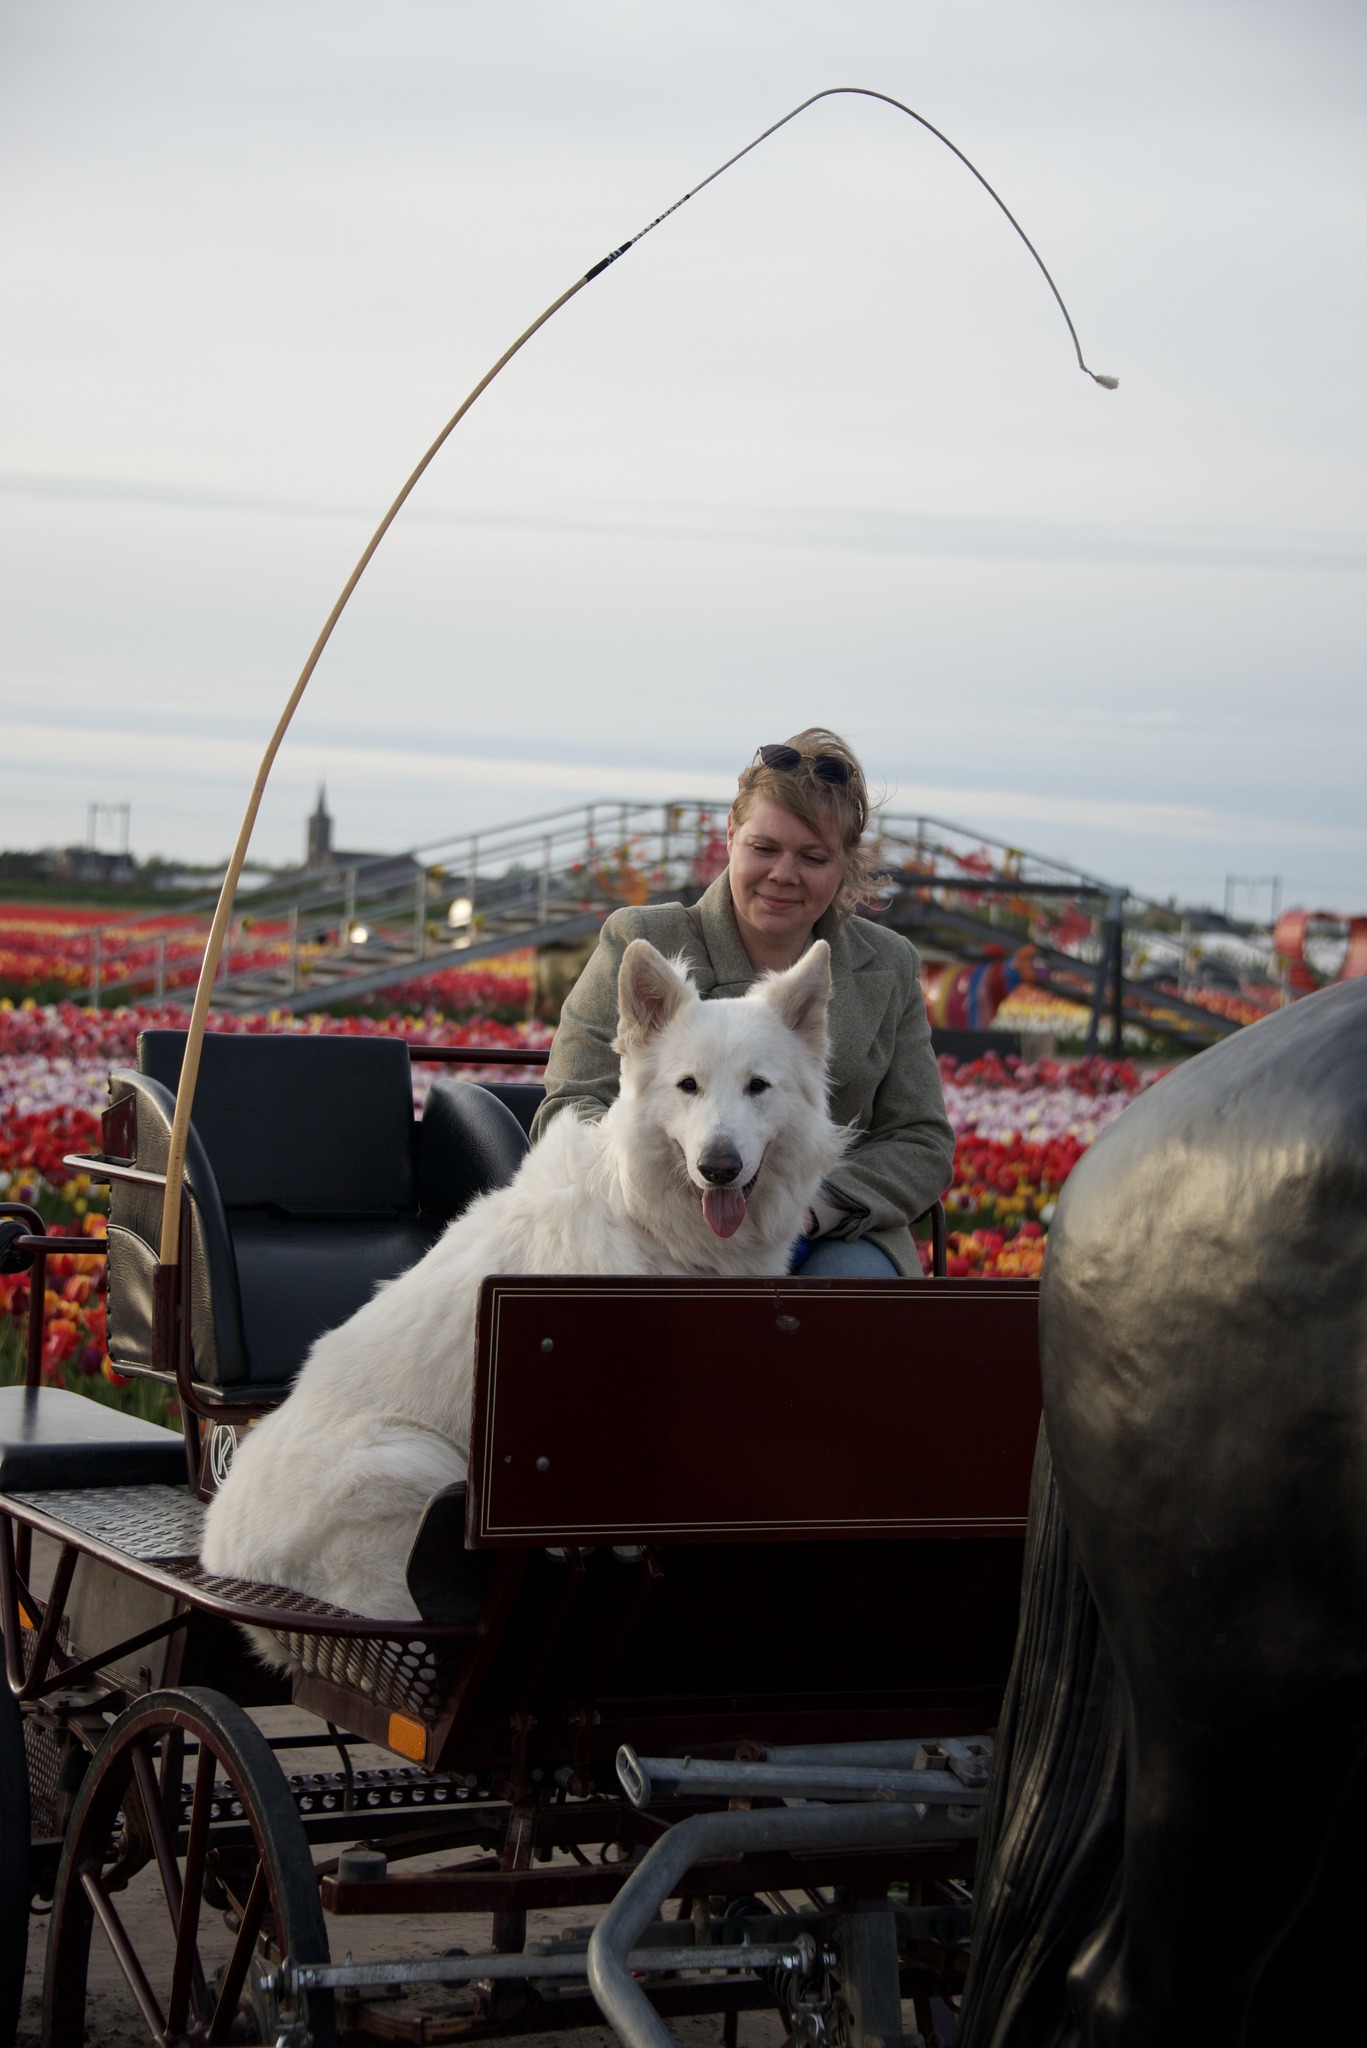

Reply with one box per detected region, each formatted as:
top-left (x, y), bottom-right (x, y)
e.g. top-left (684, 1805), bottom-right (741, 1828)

top-left (156, 84), bottom-right (1118, 1270)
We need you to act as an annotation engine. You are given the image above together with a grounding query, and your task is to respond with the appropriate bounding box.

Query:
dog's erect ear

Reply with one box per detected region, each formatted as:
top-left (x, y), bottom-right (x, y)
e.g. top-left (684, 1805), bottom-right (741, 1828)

top-left (759, 940), bottom-right (832, 1050)
top-left (615, 940), bottom-right (694, 1050)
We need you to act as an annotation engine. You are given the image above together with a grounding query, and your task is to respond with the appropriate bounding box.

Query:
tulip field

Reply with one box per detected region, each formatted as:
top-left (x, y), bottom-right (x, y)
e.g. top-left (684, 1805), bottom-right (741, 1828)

top-left (1, 902), bottom-right (1162, 1417)
top-left (935, 1049), bottom-right (1144, 1277)
top-left (0, 901), bottom-right (286, 1004)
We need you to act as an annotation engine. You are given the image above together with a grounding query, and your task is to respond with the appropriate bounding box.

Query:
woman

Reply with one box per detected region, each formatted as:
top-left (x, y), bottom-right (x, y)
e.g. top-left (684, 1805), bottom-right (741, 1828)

top-left (531, 729), bottom-right (955, 1276)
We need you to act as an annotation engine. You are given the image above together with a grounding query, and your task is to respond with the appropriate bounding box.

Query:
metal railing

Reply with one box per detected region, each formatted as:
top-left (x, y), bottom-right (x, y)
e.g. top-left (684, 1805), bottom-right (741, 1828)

top-left (50, 799), bottom-right (1281, 1036)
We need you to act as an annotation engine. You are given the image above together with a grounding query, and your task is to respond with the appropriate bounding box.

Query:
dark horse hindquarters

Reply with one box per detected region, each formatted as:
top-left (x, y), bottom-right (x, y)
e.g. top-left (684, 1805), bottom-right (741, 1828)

top-left (962, 979), bottom-right (1367, 2047)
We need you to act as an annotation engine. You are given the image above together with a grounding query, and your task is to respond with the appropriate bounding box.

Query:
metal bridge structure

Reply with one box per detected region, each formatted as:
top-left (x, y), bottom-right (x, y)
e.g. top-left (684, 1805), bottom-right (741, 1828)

top-left (67, 800), bottom-right (1274, 1050)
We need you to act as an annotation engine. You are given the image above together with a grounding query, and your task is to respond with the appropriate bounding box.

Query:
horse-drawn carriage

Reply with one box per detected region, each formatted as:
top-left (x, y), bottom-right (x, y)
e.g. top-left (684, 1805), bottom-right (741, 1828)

top-left (0, 1029), bottom-right (1040, 2048)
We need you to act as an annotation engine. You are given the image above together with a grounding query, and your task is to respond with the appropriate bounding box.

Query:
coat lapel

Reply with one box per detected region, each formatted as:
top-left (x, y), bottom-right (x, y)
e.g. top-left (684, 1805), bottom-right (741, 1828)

top-left (695, 873), bottom-right (757, 995)
top-left (822, 915), bottom-right (897, 1121)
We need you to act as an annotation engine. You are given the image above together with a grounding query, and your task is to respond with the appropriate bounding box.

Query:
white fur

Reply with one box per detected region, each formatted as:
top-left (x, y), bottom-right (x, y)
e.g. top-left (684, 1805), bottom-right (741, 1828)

top-left (201, 940), bottom-right (845, 1633)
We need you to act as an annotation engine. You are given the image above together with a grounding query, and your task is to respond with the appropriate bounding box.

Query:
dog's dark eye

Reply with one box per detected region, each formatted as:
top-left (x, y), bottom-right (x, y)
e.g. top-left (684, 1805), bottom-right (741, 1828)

top-left (677, 1076), bottom-right (698, 1094)
top-left (747, 1077), bottom-right (771, 1095)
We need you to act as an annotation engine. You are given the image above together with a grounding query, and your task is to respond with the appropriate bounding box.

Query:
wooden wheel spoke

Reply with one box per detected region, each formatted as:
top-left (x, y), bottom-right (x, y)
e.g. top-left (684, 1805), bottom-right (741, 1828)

top-left (131, 1740), bottom-right (186, 1926)
top-left (79, 1861), bottom-right (167, 2039)
top-left (129, 1736), bottom-right (210, 2032)
top-left (208, 1861), bottom-right (268, 2045)
top-left (167, 1740), bottom-right (218, 2036)
top-left (44, 1688), bottom-right (335, 2048)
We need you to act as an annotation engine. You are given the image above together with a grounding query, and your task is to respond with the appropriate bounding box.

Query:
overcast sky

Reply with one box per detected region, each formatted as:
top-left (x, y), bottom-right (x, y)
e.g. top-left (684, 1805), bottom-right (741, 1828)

top-left (3, 0), bottom-right (1364, 913)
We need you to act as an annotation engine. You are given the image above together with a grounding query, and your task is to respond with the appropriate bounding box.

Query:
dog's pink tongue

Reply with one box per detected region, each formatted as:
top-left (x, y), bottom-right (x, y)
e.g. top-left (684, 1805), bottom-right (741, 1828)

top-left (702, 1185), bottom-right (747, 1238)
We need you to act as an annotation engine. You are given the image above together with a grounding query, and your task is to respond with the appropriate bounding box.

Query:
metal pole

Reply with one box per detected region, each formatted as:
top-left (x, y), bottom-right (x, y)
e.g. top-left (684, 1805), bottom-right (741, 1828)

top-left (539, 836), bottom-right (551, 925)
top-left (414, 866), bottom-right (426, 958)
top-left (276, 1939), bottom-right (818, 1998)
top-left (616, 1750), bottom-right (987, 1807)
top-left (289, 904), bottom-right (300, 994)
top-left (764, 1734), bottom-right (990, 1769)
top-left (155, 933), bottom-right (167, 1004)
top-left (469, 836), bottom-right (479, 920)
top-left (90, 929), bottom-right (102, 1011)
top-left (1111, 893), bottom-right (1126, 1056)
top-left (344, 866), bottom-right (357, 935)
top-left (587, 1804), bottom-right (944, 2048)
top-left (1082, 888), bottom-right (1131, 1064)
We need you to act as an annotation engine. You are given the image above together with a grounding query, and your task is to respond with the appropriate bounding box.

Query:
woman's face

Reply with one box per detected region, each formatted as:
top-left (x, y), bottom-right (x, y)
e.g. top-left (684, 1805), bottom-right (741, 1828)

top-left (726, 798), bottom-right (846, 957)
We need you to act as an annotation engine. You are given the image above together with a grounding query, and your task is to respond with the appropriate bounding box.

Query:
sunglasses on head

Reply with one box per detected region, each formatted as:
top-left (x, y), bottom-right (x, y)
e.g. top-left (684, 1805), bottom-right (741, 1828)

top-left (757, 743), bottom-right (851, 786)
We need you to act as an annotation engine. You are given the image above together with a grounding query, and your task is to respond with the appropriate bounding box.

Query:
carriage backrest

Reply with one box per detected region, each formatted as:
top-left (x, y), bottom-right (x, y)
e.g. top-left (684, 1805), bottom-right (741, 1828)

top-left (135, 1030), bottom-right (419, 1214)
top-left (104, 1034), bottom-right (527, 1403)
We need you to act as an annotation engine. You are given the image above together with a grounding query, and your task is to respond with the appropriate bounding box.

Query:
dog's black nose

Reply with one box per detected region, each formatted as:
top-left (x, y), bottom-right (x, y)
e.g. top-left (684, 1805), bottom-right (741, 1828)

top-left (698, 1148), bottom-right (743, 1186)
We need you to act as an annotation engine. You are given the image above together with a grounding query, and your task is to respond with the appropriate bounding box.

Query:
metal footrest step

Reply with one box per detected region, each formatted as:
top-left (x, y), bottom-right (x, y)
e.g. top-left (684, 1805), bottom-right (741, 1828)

top-left (178, 1761), bottom-right (467, 1825)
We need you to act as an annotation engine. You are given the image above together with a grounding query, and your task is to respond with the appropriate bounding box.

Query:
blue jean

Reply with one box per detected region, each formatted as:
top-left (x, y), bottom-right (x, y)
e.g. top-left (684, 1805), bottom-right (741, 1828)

top-left (791, 1236), bottom-right (900, 1279)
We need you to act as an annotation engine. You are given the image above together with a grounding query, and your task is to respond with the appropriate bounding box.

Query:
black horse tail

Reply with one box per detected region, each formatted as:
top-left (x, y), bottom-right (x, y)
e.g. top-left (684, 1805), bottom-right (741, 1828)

top-left (958, 1425), bottom-right (1126, 2048)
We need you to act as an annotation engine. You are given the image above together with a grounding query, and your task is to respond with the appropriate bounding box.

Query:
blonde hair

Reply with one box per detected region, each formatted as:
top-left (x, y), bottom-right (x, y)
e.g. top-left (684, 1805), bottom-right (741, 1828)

top-left (731, 727), bottom-right (878, 920)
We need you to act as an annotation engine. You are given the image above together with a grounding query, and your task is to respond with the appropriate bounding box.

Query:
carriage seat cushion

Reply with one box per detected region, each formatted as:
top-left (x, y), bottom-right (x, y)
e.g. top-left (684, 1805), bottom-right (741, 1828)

top-left (417, 1080), bottom-right (529, 1220)
top-left (478, 1081), bottom-right (545, 1138)
top-left (0, 1386), bottom-right (184, 1491)
top-left (136, 1031), bottom-right (418, 1216)
top-left (228, 1214), bottom-right (442, 1393)
top-left (218, 1086), bottom-right (528, 1391)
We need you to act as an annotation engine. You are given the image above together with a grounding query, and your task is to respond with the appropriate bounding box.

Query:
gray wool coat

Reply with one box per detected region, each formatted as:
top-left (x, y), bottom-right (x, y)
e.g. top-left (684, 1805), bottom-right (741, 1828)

top-left (530, 871), bottom-right (955, 1277)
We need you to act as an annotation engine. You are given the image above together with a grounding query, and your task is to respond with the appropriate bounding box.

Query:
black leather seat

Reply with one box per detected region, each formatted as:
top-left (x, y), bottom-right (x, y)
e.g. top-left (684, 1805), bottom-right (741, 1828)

top-left (417, 1076), bottom-right (537, 1212)
top-left (0, 1386), bottom-right (186, 1491)
top-left (105, 1034), bottom-right (529, 1408)
top-left (476, 1081), bottom-right (544, 1136)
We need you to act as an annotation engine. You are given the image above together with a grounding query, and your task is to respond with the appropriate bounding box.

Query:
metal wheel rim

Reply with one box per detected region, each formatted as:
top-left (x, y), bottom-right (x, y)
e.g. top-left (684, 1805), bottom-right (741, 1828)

top-left (41, 1684), bottom-right (334, 2048)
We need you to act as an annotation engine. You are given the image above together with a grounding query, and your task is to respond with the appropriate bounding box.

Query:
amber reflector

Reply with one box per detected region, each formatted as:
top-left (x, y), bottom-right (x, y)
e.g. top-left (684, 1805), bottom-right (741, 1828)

top-left (387, 1713), bottom-right (426, 1762)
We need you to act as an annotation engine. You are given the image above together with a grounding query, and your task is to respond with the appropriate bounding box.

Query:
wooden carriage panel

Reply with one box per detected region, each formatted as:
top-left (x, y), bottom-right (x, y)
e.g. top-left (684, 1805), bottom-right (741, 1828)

top-left (468, 1276), bottom-right (1040, 1548)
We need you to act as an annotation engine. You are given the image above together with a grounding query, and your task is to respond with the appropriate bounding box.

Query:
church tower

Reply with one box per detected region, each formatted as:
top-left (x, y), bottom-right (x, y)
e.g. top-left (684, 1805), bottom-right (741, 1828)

top-left (306, 784), bottom-right (333, 869)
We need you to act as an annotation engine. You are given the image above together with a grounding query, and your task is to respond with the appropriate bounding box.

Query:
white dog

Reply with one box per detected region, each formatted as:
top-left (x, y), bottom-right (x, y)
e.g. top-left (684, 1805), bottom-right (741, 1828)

top-left (201, 937), bottom-right (845, 1626)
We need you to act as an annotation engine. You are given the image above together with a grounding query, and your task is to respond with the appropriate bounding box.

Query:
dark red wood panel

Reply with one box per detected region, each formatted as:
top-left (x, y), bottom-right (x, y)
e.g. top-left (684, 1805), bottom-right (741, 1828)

top-left (467, 1277), bottom-right (1040, 1547)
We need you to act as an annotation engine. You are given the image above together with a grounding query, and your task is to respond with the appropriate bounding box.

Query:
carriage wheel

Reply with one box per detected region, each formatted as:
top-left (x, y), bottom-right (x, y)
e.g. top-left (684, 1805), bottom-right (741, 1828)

top-left (42, 1686), bottom-right (334, 2048)
top-left (0, 1678), bottom-right (30, 2048)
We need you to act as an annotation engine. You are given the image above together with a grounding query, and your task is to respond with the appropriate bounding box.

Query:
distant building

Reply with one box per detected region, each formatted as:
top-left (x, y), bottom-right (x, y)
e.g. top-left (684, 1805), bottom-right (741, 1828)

top-left (306, 785), bottom-right (334, 869)
top-left (304, 787), bottom-right (419, 891)
top-left (52, 845), bottom-right (139, 887)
